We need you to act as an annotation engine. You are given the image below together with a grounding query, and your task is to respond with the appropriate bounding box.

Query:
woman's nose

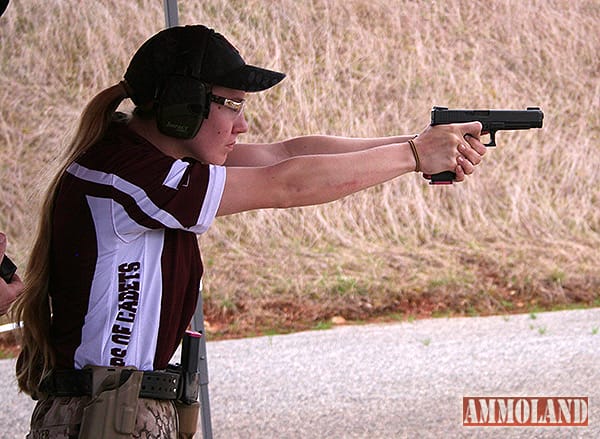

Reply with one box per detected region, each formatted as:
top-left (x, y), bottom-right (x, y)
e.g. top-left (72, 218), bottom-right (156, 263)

top-left (233, 113), bottom-right (249, 134)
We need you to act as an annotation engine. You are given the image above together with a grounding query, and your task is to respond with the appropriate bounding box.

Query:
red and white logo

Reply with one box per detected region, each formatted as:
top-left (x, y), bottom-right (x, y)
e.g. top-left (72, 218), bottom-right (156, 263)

top-left (463, 397), bottom-right (588, 427)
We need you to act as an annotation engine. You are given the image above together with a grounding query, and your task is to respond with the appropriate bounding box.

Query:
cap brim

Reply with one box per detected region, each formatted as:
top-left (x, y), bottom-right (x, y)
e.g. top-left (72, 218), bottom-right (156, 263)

top-left (212, 64), bottom-right (285, 92)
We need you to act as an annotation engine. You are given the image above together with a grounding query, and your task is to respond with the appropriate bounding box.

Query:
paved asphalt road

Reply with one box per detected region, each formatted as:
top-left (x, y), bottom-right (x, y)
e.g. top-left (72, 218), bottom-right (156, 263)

top-left (2, 308), bottom-right (599, 438)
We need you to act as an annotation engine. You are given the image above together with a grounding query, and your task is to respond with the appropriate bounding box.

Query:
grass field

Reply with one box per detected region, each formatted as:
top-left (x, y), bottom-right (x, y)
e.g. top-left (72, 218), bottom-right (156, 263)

top-left (0, 0), bottom-right (598, 339)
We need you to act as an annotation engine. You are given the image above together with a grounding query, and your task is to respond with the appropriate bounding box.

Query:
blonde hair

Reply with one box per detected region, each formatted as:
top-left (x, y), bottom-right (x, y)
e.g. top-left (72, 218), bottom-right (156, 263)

top-left (11, 83), bottom-right (129, 396)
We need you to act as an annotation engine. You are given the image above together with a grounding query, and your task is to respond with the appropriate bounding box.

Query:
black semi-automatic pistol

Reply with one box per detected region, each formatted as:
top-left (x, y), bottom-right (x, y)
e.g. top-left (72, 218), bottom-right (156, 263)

top-left (427, 106), bottom-right (544, 184)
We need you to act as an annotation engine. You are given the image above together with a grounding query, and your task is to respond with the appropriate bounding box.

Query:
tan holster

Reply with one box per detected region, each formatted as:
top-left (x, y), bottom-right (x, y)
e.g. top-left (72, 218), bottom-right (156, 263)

top-left (78, 366), bottom-right (143, 439)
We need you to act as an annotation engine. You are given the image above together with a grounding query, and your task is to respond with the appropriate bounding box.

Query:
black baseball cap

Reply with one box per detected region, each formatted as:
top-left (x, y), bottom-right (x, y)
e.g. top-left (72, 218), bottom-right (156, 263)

top-left (124, 25), bottom-right (286, 106)
top-left (1, 0), bottom-right (9, 18)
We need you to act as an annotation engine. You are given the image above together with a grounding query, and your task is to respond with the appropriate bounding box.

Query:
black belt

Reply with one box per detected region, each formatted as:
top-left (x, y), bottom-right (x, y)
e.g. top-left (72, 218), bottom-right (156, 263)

top-left (40, 368), bottom-right (180, 400)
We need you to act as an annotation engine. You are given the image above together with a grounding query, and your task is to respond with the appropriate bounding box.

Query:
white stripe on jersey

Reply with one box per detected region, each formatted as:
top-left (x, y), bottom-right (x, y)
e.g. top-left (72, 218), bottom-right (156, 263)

top-left (75, 197), bottom-right (162, 369)
top-left (67, 162), bottom-right (185, 229)
top-left (66, 162), bottom-right (226, 234)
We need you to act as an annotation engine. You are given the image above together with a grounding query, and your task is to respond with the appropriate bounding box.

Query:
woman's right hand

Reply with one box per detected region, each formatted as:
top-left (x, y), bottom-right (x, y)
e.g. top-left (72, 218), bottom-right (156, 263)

top-left (413, 122), bottom-right (487, 181)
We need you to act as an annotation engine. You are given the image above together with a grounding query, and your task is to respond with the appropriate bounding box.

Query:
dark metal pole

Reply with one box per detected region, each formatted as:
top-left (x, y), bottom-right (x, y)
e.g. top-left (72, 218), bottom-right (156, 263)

top-left (192, 292), bottom-right (214, 439)
top-left (163, 0), bottom-right (179, 27)
top-left (162, 3), bottom-right (213, 437)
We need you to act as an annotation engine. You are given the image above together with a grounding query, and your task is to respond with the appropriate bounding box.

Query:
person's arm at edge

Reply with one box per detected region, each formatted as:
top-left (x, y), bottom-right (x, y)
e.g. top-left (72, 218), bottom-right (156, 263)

top-left (0, 232), bottom-right (24, 316)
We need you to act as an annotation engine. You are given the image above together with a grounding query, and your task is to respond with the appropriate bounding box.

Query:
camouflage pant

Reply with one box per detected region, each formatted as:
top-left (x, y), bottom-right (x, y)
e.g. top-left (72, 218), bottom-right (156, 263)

top-left (26, 395), bottom-right (178, 438)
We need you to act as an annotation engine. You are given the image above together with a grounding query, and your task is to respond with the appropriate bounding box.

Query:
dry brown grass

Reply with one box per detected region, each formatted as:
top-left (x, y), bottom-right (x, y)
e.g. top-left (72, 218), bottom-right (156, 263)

top-left (1, 0), bottom-right (599, 337)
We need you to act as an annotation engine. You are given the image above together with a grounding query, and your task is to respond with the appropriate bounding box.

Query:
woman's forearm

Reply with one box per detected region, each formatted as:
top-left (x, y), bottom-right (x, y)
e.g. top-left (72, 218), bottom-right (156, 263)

top-left (272, 141), bottom-right (416, 207)
top-left (225, 134), bottom-right (418, 167)
top-left (280, 134), bottom-right (419, 158)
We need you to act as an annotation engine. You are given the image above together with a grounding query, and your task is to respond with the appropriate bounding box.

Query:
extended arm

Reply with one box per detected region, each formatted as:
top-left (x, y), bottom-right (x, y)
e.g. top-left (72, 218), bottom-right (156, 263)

top-left (217, 122), bottom-right (485, 216)
top-left (224, 134), bottom-right (420, 167)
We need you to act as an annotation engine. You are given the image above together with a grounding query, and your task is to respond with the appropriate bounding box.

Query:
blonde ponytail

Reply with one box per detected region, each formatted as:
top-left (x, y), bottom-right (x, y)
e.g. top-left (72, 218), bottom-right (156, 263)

top-left (11, 83), bottom-right (129, 396)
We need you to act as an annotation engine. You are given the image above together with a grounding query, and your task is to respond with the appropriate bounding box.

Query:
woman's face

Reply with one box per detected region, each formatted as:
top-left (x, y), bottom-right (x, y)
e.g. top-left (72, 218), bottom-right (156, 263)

top-left (180, 86), bottom-right (248, 165)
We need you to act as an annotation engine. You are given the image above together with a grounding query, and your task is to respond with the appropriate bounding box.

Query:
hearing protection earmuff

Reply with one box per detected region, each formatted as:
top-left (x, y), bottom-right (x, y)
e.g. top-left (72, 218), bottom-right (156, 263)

top-left (156, 29), bottom-right (212, 139)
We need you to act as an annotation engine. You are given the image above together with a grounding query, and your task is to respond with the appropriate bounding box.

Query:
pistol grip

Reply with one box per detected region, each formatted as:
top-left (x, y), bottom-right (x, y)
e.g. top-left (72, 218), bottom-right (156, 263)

top-left (424, 171), bottom-right (455, 185)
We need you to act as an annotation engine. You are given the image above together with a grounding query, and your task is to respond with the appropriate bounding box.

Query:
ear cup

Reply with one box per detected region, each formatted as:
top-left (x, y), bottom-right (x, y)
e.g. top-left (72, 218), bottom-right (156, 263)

top-left (157, 75), bottom-right (210, 139)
